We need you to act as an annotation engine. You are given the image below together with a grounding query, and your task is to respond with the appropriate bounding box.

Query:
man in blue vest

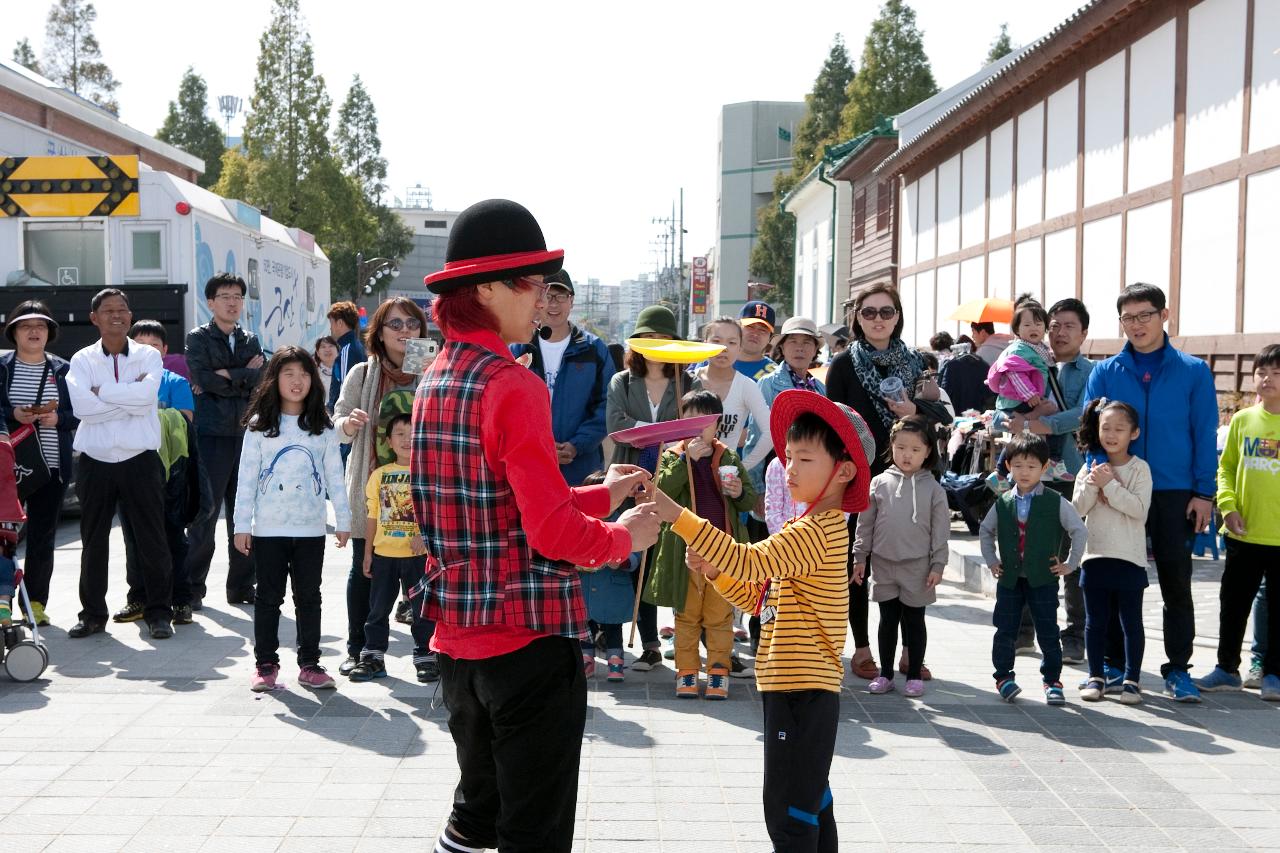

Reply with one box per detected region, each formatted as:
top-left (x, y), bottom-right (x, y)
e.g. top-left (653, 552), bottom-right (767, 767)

top-left (510, 270), bottom-right (614, 487)
top-left (1083, 283), bottom-right (1218, 703)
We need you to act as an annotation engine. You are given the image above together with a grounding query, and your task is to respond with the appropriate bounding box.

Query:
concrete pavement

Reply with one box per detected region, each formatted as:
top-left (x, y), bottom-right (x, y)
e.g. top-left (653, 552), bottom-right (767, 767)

top-left (0, 518), bottom-right (1276, 852)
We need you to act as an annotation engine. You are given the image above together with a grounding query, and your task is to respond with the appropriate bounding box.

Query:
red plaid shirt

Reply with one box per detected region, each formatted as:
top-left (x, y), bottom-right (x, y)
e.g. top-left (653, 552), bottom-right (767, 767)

top-left (410, 329), bottom-right (632, 654)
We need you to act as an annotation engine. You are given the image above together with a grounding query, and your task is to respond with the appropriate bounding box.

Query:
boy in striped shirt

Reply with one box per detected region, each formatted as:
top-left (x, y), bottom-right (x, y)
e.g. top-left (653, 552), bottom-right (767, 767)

top-left (652, 390), bottom-right (875, 853)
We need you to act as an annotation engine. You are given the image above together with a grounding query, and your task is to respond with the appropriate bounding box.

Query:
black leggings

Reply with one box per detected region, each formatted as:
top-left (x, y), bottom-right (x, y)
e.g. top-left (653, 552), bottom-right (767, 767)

top-left (878, 598), bottom-right (926, 680)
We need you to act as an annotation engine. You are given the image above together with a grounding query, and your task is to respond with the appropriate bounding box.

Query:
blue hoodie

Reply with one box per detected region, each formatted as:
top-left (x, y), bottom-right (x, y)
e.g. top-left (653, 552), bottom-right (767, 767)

top-left (510, 324), bottom-right (615, 487)
top-left (1082, 334), bottom-right (1217, 496)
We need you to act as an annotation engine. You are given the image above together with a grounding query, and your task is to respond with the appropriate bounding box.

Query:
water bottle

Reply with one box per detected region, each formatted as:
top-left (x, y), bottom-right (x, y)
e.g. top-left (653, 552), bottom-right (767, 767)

top-left (879, 375), bottom-right (907, 403)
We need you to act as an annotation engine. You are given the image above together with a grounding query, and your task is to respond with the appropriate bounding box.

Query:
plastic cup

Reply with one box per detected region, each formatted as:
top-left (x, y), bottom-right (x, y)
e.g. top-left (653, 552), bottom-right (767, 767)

top-left (718, 465), bottom-right (739, 490)
top-left (879, 375), bottom-right (907, 403)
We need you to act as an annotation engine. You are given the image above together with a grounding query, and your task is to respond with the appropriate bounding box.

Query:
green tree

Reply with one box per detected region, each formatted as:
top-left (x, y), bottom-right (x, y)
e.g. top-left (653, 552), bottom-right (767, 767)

top-left (241, 0), bottom-right (332, 226)
top-left (335, 75), bottom-right (388, 204)
top-left (12, 38), bottom-right (40, 74)
top-left (985, 23), bottom-right (1016, 65)
top-left (750, 37), bottom-right (854, 310)
top-left (155, 68), bottom-right (227, 189)
top-left (792, 36), bottom-right (855, 174)
top-left (42, 0), bottom-right (120, 113)
top-left (840, 0), bottom-right (939, 138)
top-left (749, 172), bottom-right (798, 309)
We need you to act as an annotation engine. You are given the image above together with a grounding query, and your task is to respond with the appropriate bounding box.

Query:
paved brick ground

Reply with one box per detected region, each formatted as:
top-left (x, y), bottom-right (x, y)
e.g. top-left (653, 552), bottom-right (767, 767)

top-left (1, 519), bottom-right (1276, 852)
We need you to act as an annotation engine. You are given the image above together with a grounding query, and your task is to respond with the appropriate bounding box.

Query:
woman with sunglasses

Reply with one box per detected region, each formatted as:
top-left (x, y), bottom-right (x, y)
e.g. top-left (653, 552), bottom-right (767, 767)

top-left (333, 296), bottom-right (432, 678)
top-left (827, 282), bottom-right (952, 682)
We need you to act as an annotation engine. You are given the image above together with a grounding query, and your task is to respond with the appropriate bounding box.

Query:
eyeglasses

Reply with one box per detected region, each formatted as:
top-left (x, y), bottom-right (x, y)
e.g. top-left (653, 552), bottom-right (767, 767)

top-left (858, 306), bottom-right (898, 321)
top-left (215, 294), bottom-right (245, 303)
top-left (383, 317), bottom-right (422, 332)
top-left (509, 276), bottom-right (551, 296)
top-left (1118, 309), bottom-right (1160, 326)
top-left (546, 291), bottom-right (572, 305)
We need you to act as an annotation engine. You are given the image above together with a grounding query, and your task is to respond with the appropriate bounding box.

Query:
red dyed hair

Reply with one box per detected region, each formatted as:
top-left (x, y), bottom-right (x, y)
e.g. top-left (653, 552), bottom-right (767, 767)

top-left (432, 284), bottom-right (501, 337)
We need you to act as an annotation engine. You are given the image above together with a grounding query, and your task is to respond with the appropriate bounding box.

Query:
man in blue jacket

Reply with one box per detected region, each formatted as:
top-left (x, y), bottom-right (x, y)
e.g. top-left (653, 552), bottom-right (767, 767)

top-left (1083, 283), bottom-right (1218, 703)
top-left (510, 270), bottom-right (614, 487)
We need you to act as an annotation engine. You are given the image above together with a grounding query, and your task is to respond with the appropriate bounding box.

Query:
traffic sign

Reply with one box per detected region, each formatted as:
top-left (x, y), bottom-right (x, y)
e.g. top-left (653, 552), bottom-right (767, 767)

top-left (0, 155), bottom-right (140, 218)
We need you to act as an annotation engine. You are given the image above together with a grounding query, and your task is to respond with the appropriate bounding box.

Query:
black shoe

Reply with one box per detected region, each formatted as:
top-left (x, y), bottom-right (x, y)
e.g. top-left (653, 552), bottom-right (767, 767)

top-left (148, 619), bottom-right (173, 640)
top-left (190, 598), bottom-right (203, 612)
top-left (68, 620), bottom-right (106, 638)
top-left (631, 649), bottom-right (663, 671)
top-left (338, 655), bottom-right (359, 676)
top-left (227, 590), bottom-right (256, 605)
top-left (172, 604), bottom-right (193, 625)
top-left (112, 601), bottom-right (145, 623)
top-left (348, 657), bottom-right (387, 682)
top-left (416, 656), bottom-right (440, 683)
top-left (394, 599), bottom-right (413, 625)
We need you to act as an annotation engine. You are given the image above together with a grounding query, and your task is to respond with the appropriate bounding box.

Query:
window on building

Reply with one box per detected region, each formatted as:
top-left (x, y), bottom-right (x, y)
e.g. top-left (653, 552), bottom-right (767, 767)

top-left (423, 220), bottom-right (447, 229)
top-left (877, 182), bottom-right (891, 233)
top-left (123, 224), bottom-right (166, 282)
top-left (854, 190), bottom-right (867, 247)
top-left (22, 221), bottom-right (105, 286)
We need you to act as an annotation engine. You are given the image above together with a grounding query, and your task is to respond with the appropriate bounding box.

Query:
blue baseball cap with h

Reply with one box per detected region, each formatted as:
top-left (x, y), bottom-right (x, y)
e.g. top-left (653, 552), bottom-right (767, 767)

top-left (739, 300), bottom-right (776, 333)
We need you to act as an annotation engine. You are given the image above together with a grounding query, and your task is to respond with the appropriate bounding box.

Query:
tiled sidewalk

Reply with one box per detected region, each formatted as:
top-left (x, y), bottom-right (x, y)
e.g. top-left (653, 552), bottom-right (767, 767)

top-left (0, 520), bottom-right (1275, 852)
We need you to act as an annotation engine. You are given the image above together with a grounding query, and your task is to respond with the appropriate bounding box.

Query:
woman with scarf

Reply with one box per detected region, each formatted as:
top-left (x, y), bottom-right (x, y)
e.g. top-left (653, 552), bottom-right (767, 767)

top-left (826, 282), bottom-right (951, 681)
top-left (333, 296), bottom-right (431, 677)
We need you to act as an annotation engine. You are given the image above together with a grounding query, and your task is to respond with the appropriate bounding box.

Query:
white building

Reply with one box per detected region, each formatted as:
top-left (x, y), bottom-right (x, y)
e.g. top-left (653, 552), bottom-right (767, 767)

top-left (876, 0), bottom-right (1280, 390)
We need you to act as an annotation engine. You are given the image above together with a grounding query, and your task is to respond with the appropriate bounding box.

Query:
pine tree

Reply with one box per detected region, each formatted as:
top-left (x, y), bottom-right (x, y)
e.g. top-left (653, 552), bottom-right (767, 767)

top-left (750, 37), bottom-right (854, 311)
top-left (985, 23), bottom-right (1016, 65)
top-left (12, 38), bottom-right (40, 75)
top-left (792, 36), bottom-right (855, 174)
top-left (840, 0), bottom-right (939, 138)
top-left (156, 68), bottom-right (227, 189)
top-left (242, 0), bottom-right (332, 226)
top-left (335, 75), bottom-right (388, 204)
top-left (42, 0), bottom-right (120, 113)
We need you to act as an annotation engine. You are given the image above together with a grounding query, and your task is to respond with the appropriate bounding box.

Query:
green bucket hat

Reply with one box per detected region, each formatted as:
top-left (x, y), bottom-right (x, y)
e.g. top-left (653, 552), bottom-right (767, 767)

top-left (632, 305), bottom-right (681, 340)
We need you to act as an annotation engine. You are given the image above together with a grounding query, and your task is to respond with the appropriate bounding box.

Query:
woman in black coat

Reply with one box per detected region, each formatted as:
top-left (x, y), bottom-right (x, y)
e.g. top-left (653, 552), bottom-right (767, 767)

top-left (826, 282), bottom-right (951, 680)
top-left (0, 301), bottom-right (79, 626)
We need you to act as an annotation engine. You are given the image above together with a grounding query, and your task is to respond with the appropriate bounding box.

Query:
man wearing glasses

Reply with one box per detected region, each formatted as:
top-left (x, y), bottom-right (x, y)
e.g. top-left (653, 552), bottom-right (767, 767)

top-left (1083, 283), bottom-right (1218, 703)
top-left (184, 273), bottom-right (265, 609)
top-left (510, 269), bottom-right (615, 487)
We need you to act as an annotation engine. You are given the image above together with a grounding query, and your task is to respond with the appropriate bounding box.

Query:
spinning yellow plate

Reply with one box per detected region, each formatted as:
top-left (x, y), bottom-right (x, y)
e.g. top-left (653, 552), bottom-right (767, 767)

top-left (626, 338), bottom-right (724, 364)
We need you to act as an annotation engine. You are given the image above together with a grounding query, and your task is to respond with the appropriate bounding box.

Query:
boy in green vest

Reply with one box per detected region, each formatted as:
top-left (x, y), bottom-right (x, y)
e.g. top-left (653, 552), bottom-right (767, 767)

top-left (979, 434), bottom-right (1088, 704)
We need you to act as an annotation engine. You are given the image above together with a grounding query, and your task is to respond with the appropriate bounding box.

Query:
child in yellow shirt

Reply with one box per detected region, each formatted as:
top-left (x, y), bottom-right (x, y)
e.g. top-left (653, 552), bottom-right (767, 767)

top-left (651, 390), bottom-right (875, 852)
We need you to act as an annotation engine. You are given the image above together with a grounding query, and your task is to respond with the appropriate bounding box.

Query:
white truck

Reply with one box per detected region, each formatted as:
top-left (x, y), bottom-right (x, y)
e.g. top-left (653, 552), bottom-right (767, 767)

top-left (0, 163), bottom-right (331, 359)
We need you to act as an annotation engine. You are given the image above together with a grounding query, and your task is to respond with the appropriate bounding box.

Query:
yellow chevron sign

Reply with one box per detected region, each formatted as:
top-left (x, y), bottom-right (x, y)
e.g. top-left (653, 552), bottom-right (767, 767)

top-left (0, 155), bottom-right (140, 218)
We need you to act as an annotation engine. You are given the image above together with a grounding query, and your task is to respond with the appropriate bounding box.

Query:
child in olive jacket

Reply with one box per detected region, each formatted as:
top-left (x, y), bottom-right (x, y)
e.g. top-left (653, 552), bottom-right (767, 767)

top-left (645, 391), bottom-right (757, 699)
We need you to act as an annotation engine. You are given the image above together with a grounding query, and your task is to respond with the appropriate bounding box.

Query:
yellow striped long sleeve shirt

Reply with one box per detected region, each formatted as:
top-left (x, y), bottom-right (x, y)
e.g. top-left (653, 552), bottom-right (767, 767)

top-left (671, 507), bottom-right (849, 693)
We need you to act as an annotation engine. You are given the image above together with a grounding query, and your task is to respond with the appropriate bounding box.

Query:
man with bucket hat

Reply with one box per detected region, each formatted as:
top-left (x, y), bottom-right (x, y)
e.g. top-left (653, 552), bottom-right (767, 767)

top-left (411, 199), bottom-right (662, 853)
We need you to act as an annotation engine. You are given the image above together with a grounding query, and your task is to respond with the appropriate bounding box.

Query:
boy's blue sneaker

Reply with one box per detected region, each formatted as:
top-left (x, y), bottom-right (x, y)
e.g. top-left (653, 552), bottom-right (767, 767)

top-left (1195, 666), bottom-right (1243, 693)
top-left (1163, 669), bottom-right (1202, 703)
top-left (1044, 681), bottom-right (1066, 705)
top-left (1260, 674), bottom-right (1280, 702)
top-left (997, 677), bottom-right (1021, 702)
top-left (1077, 664), bottom-right (1123, 693)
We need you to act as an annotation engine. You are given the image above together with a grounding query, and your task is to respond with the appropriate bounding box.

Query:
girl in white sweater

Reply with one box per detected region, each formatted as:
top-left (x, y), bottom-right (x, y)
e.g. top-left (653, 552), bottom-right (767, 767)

top-left (1071, 399), bottom-right (1152, 704)
top-left (234, 346), bottom-right (351, 693)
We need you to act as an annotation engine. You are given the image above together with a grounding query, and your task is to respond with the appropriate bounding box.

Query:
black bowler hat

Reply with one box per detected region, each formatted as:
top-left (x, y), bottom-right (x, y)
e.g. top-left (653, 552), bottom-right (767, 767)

top-left (424, 199), bottom-right (563, 294)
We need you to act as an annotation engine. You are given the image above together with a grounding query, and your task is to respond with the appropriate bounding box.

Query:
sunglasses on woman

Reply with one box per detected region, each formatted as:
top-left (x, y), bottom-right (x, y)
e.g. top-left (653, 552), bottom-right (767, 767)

top-left (383, 317), bottom-right (422, 332)
top-left (858, 306), bottom-right (898, 321)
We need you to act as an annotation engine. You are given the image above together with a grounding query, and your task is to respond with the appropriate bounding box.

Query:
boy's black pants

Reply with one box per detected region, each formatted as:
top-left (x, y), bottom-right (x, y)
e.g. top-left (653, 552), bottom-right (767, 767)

top-left (762, 689), bottom-right (838, 853)
top-left (439, 635), bottom-right (586, 853)
top-left (1218, 539), bottom-right (1280, 677)
top-left (122, 455), bottom-right (192, 607)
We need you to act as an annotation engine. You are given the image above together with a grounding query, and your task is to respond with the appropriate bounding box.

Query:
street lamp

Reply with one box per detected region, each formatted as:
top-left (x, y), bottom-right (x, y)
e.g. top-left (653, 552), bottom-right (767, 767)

top-left (356, 252), bottom-right (400, 294)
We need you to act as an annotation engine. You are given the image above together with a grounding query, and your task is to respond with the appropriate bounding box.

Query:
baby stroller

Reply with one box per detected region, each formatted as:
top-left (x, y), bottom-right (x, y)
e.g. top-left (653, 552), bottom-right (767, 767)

top-left (2, 553), bottom-right (48, 682)
top-left (0, 440), bottom-right (45, 682)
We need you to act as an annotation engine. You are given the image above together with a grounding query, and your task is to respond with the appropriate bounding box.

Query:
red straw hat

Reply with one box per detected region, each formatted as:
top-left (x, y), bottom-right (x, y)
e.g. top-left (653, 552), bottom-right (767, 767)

top-left (768, 390), bottom-right (876, 513)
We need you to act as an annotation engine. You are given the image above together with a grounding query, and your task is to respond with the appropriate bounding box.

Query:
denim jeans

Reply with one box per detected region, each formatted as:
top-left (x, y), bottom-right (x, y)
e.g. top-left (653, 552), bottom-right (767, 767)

top-left (992, 576), bottom-right (1062, 684)
top-left (363, 553), bottom-right (434, 658)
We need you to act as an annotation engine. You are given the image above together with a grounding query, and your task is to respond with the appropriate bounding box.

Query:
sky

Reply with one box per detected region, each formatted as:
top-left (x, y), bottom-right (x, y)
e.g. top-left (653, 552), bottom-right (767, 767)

top-left (9, 0), bottom-right (1084, 285)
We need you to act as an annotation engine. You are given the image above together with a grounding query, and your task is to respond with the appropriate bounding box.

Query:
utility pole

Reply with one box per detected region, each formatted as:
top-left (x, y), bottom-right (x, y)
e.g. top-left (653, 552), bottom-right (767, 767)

top-left (652, 190), bottom-right (688, 336)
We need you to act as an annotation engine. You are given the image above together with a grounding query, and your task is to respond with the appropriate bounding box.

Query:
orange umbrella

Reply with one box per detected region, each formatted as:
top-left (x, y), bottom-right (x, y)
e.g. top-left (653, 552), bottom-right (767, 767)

top-left (948, 297), bottom-right (1014, 324)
